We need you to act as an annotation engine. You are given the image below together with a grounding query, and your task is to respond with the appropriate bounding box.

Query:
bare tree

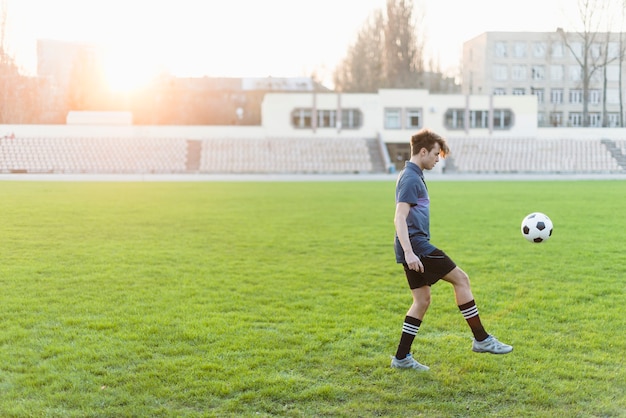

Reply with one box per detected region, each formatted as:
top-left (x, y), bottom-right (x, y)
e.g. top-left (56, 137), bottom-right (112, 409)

top-left (334, 10), bottom-right (385, 92)
top-left (558, 0), bottom-right (612, 127)
top-left (334, 0), bottom-right (426, 92)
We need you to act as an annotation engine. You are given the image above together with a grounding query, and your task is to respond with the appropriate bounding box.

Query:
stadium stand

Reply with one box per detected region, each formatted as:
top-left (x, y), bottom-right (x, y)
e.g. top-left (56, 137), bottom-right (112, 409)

top-left (0, 135), bottom-right (624, 175)
top-left (445, 137), bottom-right (624, 174)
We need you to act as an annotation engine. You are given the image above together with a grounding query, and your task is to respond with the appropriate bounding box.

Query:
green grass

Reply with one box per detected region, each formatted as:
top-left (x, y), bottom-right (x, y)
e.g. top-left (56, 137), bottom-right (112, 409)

top-left (0, 179), bottom-right (624, 417)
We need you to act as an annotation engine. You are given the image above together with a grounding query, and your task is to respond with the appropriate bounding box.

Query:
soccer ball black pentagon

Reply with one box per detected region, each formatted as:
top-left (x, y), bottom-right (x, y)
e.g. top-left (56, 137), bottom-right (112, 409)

top-left (521, 212), bottom-right (553, 243)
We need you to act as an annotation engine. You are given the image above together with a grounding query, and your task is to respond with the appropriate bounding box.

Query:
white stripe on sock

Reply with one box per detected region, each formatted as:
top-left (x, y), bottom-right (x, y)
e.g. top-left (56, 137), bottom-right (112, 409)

top-left (402, 322), bottom-right (420, 335)
top-left (460, 305), bottom-right (479, 319)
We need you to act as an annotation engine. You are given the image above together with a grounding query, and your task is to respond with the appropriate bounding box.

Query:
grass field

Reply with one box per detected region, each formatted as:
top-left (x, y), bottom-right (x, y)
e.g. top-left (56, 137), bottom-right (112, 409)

top-left (0, 179), bottom-right (624, 417)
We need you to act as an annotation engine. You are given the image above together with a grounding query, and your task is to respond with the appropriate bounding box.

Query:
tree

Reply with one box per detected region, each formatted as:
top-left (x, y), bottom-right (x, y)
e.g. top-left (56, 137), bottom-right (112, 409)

top-left (384, 0), bottom-right (423, 88)
top-left (558, 0), bottom-right (614, 127)
top-left (334, 0), bottom-right (426, 92)
top-left (333, 10), bottom-right (385, 92)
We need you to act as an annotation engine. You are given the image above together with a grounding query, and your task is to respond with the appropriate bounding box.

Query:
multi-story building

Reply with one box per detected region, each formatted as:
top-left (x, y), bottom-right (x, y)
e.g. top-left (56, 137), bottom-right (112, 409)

top-left (461, 31), bottom-right (626, 128)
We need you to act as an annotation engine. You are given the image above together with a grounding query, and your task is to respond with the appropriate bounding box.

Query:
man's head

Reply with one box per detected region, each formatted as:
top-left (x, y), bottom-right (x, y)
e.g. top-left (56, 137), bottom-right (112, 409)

top-left (410, 129), bottom-right (450, 170)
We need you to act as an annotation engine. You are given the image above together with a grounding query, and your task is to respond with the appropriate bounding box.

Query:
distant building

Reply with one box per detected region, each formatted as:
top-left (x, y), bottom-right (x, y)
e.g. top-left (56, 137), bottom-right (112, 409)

top-left (462, 31), bottom-right (626, 127)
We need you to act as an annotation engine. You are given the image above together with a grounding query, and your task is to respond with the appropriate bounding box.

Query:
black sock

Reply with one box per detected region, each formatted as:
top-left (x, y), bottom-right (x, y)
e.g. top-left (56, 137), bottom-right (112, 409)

top-left (458, 300), bottom-right (489, 341)
top-left (395, 316), bottom-right (422, 359)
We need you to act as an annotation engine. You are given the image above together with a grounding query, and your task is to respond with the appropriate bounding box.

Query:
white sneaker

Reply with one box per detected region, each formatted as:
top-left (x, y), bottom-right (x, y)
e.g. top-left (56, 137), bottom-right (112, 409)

top-left (472, 335), bottom-right (513, 354)
top-left (390, 353), bottom-right (430, 371)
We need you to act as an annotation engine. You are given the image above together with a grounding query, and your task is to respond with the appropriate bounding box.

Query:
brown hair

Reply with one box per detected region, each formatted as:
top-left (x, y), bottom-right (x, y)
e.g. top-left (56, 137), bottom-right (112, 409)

top-left (410, 128), bottom-right (450, 158)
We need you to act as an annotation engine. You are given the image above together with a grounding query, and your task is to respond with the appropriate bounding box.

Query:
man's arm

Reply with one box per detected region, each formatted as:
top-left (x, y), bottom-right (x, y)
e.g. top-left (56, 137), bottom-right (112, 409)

top-left (394, 202), bottom-right (424, 273)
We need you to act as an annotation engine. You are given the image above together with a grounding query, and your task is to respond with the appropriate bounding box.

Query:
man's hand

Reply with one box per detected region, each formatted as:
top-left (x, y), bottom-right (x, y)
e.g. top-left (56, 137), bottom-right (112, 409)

top-left (405, 251), bottom-right (424, 273)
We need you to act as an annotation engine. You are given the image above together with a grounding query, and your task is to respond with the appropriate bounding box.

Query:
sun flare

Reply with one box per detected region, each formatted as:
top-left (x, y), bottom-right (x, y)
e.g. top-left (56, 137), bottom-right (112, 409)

top-left (102, 47), bottom-right (161, 93)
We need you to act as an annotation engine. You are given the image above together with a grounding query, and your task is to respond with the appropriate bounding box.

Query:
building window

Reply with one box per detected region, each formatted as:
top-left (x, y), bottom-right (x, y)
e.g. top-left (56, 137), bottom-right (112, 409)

top-left (589, 113), bottom-right (602, 127)
top-left (570, 42), bottom-right (583, 59)
top-left (292, 109), bottom-right (312, 128)
top-left (607, 89), bottom-right (620, 105)
top-left (531, 65), bottom-right (545, 80)
top-left (469, 110), bottom-right (489, 128)
top-left (384, 108), bottom-right (402, 129)
top-left (551, 89), bottom-right (563, 104)
top-left (512, 88), bottom-right (525, 95)
top-left (531, 88), bottom-right (545, 103)
top-left (444, 109), bottom-right (465, 129)
top-left (538, 112), bottom-right (546, 127)
top-left (341, 109), bottom-right (362, 129)
top-left (569, 112), bottom-right (583, 127)
top-left (569, 89), bottom-right (583, 104)
top-left (588, 90), bottom-right (601, 105)
top-left (569, 66), bottom-right (582, 81)
top-left (513, 42), bottom-right (527, 58)
top-left (492, 109), bottom-right (513, 129)
top-left (512, 65), bottom-right (527, 80)
top-left (317, 110), bottom-right (336, 128)
top-left (533, 42), bottom-right (546, 57)
top-left (550, 112), bottom-right (563, 127)
top-left (443, 108), bottom-right (513, 130)
top-left (493, 88), bottom-right (506, 95)
top-left (607, 113), bottom-right (620, 127)
top-left (405, 108), bottom-right (422, 129)
top-left (607, 65), bottom-right (620, 82)
top-left (551, 42), bottom-right (564, 58)
top-left (291, 108), bottom-right (361, 129)
top-left (495, 41), bottom-right (508, 57)
top-left (550, 65), bottom-right (564, 81)
top-left (493, 64), bottom-right (508, 81)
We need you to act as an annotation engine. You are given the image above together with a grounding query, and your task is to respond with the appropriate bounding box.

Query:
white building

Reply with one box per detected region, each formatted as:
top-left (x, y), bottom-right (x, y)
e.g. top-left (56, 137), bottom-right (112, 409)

top-left (462, 31), bottom-right (626, 128)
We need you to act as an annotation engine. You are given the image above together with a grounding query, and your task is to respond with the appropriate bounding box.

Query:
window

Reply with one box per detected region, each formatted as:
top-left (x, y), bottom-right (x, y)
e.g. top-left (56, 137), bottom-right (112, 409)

top-left (550, 65), bottom-right (564, 81)
top-left (493, 88), bottom-right (506, 95)
top-left (607, 113), bottom-right (620, 127)
top-left (492, 109), bottom-right (513, 129)
top-left (569, 89), bottom-right (583, 104)
top-left (512, 88), bottom-right (525, 95)
top-left (550, 112), bottom-right (563, 127)
top-left (493, 64), bottom-right (508, 81)
top-left (405, 108), bottom-right (422, 129)
top-left (537, 112), bottom-right (547, 127)
top-left (589, 113), bottom-right (602, 127)
top-left (292, 109), bottom-right (312, 128)
top-left (513, 42), bottom-right (526, 57)
top-left (591, 43), bottom-right (602, 58)
top-left (569, 66), bottom-right (581, 81)
top-left (495, 41), bottom-right (508, 57)
top-left (608, 42), bottom-right (620, 59)
top-left (469, 110), bottom-right (489, 128)
top-left (444, 109), bottom-right (465, 129)
top-left (607, 89), bottom-right (619, 105)
top-left (533, 42), bottom-right (546, 57)
top-left (569, 112), bottom-right (583, 127)
top-left (317, 110), bottom-right (336, 128)
top-left (512, 65), bottom-right (527, 80)
top-left (551, 42), bottom-right (564, 58)
top-left (291, 108), bottom-right (361, 129)
top-left (531, 65), bottom-right (545, 80)
top-left (443, 108), bottom-right (513, 130)
top-left (570, 42), bottom-right (583, 59)
top-left (341, 109), bottom-right (362, 129)
top-left (588, 90), bottom-right (601, 105)
top-left (551, 89), bottom-right (563, 104)
top-left (384, 108), bottom-right (402, 129)
top-left (606, 65), bottom-right (619, 82)
top-left (531, 88), bottom-right (545, 104)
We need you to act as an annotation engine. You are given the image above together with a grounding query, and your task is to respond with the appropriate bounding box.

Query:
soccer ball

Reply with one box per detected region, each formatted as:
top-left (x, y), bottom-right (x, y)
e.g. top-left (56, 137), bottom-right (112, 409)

top-left (521, 212), bottom-right (553, 243)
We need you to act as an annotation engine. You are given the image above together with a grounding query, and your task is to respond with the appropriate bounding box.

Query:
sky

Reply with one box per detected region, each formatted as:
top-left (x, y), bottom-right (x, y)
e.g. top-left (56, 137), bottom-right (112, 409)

top-left (2, 0), bottom-right (602, 89)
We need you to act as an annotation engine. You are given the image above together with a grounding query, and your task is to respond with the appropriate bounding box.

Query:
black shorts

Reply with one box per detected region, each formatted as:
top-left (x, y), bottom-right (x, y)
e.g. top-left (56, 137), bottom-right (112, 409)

top-left (402, 249), bottom-right (457, 289)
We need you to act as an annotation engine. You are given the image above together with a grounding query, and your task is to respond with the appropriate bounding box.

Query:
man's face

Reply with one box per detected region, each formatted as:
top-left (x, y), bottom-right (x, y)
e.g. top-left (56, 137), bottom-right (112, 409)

top-left (421, 143), bottom-right (441, 170)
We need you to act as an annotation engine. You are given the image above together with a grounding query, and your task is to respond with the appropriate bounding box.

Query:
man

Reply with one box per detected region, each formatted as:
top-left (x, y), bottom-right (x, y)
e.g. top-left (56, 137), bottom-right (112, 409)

top-left (391, 129), bottom-right (512, 371)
